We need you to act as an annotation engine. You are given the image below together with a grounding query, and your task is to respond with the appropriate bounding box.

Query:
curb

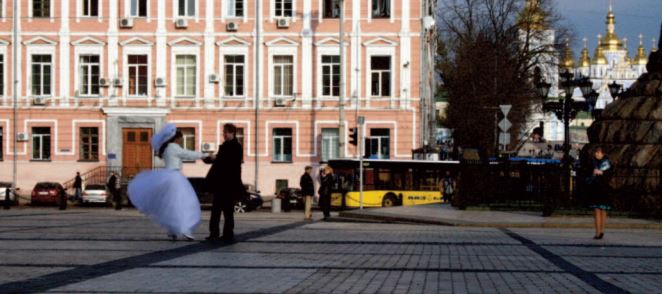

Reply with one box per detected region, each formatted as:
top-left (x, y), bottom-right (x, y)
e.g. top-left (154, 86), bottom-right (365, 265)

top-left (338, 211), bottom-right (662, 230)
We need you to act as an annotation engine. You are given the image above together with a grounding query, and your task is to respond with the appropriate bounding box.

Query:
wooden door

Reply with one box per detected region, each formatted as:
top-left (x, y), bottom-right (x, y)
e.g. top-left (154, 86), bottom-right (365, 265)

top-left (122, 128), bottom-right (153, 178)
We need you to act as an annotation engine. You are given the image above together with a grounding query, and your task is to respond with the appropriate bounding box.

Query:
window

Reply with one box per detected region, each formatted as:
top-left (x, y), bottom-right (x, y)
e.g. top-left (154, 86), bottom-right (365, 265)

top-left (0, 127), bottom-right (3, 161)
top-left (323, 0), bottom-right (340, 18)
top-left (79, 127), bottom-right (99, 161)
top-left (273, 56), bottom-right (293, 97)
top-left (131, 0), bottom-right (147, 17)
top-left (177, 127), bottom-right (195, 151)
top-left (31, 55), bottom-right (52, 96)
top-left (321, 55), bottom-right (340, 97)
top-left (236, 128), bottom-right (244, 149)
top-left (274, 0), bottom-right (293, 17)
top-left (82, 0), bottom-right (99, 17)
top-left (272, 128), bottom-right (292, 162)
top-left (127, 55), bottom-right (148, 96)
top-left (33, 0), bottom-right (51, 18)
top-left (226, 0), bottom-right (243, 17)
top-left (0, 55), bottom-right (4, 96)
top-left (176, 55), bottom-right (196, 97)
top-left (224, 55), bottom-right (245, 97)
top-left (371, 0), bottom-right (390, 18)
top-left (365, 128), bottom-right (389, 159)
top-left (370, 56), bottom-right (391, 97)
top-left (321, 128), bottom-right (339, 162)
top-left (79, 55), bottom-right (100, 96)
top-left (177, 0), bottom-right (195, 17)
top-left (32, 127), bottom-right (51, 160)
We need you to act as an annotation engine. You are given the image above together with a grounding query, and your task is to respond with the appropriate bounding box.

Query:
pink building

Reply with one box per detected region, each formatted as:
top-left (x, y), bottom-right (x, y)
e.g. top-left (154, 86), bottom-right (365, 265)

top-left (0, 0), bottom-right (436, 197)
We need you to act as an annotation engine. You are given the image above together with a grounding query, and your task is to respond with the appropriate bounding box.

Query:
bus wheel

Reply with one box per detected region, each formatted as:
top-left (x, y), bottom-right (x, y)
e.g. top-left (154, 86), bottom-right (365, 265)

top-left (382, 194), bottom-right (398, 207)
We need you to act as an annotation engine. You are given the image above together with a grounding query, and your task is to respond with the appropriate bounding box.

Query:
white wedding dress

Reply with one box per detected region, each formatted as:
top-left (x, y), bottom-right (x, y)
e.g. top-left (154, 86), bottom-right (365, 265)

top-left (128, 143), bottom-right (204, 236)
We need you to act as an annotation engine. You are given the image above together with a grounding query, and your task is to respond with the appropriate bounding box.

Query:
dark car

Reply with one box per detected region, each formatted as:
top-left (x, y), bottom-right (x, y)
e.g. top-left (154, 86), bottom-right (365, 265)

top-left (187, 178), bottom-right (263, 213)
top-left (277, 187), bottom-right (304, 212)
top-left (31, 182), bottom-right (66, 206)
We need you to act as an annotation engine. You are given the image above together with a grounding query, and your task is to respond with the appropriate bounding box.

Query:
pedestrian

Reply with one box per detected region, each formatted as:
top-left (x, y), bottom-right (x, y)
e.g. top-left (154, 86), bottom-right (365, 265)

top-left (128, 124), bottom-right (211, 241)
top-left (300, 166), bottom-right (315, 220)
top-left (584, 146), bottom-right (613, 240)
top-left (442, 171), bottom-right (455, 203)
top-left (73, 172), bottom-right (83, 202)
top-left (108, 172), bottom-right (121, 210)
top-left (204, 123), bottom-right (244, 242)
top-left (318, 166), bottom-right (335, 220)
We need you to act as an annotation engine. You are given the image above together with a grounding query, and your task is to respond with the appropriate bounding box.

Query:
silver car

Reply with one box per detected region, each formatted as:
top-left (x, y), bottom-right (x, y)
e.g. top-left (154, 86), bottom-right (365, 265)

top-left (81, 184), bottom-right (109, 204)
top-left (0, 182), bottom-right (18, 205)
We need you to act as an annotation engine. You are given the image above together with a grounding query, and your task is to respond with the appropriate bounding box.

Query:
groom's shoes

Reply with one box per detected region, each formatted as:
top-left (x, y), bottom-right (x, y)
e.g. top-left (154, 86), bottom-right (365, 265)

top-left (205, 235), bottom-right (220, 242)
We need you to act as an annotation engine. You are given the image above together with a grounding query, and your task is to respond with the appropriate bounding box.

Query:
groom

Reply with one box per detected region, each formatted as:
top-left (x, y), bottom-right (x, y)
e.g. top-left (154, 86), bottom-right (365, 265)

top-left (204, 123), bottom-right (244, 242)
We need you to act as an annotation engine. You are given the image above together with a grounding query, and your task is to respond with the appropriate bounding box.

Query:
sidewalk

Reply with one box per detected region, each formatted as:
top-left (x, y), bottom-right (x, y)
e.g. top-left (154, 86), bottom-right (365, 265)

top-left (338, 203), bottom-right (661, 229)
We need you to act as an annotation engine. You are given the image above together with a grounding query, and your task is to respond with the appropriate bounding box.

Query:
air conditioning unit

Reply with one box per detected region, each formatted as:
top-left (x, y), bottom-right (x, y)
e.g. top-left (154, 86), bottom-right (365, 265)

top-left (226, 22), bottom-right (238, 32)
top-left (119, 17), bottom-right (134, 28)
top-left (202, 142), bottom-right (215, 152)
top-left (99, 77), bottom-right (110, 87)
top-left (273, 98), bottom-right (286, 107)
top-left (16, 133), bottom-right (29, 142)
top-left (113, 78), bottom-right (122, 87)
top-left (276, 18), bottom-right (290, 28)
top-left (175, 18), bottom-right (188, 29)
top-left (32, 96), bottom-right (47, 106)
top-left (154, 77), bottom-right (166, 87)
top-left (208, 74), bottom-right (220, 84)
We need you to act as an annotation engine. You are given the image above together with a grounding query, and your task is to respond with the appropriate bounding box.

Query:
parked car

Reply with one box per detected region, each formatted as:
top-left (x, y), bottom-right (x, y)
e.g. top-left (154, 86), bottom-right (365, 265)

top-left (0, 182), bottom-right (18, 206)
top-left (31, 182), bottom-right (66, 206)
top-left (80, 184), bottom-right (110, 205)
top-left (277, 187), bottom-right (304, 212)
top-left (187, 178), bottom-right (263, 213)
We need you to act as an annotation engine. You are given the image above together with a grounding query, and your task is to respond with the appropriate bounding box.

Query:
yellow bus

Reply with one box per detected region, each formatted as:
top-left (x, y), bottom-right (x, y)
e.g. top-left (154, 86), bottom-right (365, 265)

top-left (327, 159), bottom-right (460, 209)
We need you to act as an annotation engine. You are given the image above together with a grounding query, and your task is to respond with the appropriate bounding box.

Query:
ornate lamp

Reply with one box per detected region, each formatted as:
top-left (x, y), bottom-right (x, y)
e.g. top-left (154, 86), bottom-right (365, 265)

top-left (578, 77), bottom-right (594, 98)
top-left (536, 80), bottom-right (552, 101)
top-left (608, 81), bottom-right (623, 99)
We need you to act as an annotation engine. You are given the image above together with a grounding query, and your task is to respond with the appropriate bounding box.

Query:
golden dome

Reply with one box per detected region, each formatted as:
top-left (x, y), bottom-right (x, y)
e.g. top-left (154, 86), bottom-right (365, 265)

top-left (561, 41), bottom-right (575, 69)
top-left (578, 38), bottom-right (591, 67)
top-left (592, 35), bottom-right (607, 65)
top-left (599, 4), bottom-right (623, 52)
top-left (517, 0), bottom-right (548, 31)
top-left (633, 34), bottom-right (648, 65)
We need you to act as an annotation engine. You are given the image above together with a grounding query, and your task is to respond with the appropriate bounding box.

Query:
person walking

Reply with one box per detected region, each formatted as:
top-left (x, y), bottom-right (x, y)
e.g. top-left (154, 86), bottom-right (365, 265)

top-left (300, 166), bottom-right (315, 220)
top-left (108, 172), bottom-right (121, 210)
top-left (584, 146), bottom-right (613, 240)
top-left (73, 172), bottom-right (83, 202)
top-left (318, 166), bottom-right (335, 220)
top-left (205, 123), bottom-right (244, 242)
top-left (127, 124), bottom-right (210, 241)
top-left (442, 171), bottom-right (455, 203)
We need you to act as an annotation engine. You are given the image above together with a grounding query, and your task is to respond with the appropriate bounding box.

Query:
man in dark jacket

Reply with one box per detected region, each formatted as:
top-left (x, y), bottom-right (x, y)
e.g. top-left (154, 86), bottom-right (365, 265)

top-left (107, 172), bottom-right (121, 210)
top-left (205, 123), bottom-right (244, 242)
top-left (300, 166), bottom-right (314, 220)
top-left (73, 172), bottom-right (83, 201)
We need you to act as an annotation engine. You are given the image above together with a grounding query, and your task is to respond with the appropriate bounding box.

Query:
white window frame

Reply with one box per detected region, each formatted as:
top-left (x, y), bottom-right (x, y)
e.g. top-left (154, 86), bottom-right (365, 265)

top-left (223, 0), bottom-right (245, 18)
top-left (315, 45), bottom-right (346, 99)
top-left (29, 0), bottom-right (54, 19)
top-left (0, 0), bottom-right (6, 20)
top-left (31, 127), bottom-right (52, 160)
top-left (364, 46), bottom-right (395, 100)
top-left (0, 45), bottom-right (8, 98)
top-left (319, 0), bottom-right (342, 21)
top-left (126, 0), bottom-right (150, 18)
top-left (221, 54), bottom-right (246, 99)
top-left (320, 127), bottom-right (339, 162)
top-left (25, 44), bottom-right (56, 98)
top-left (219, 45), bottom-right (248, 99)
top-left (173, 54), bottom-right (198, 98)
top-left (173, 0), bottom-right (198, 19)
top-left (272, 128), bottom-right (293, 162)
top-left (366, 128), bottom-right (390, 159)
top-left (369, 55), bottom-right (391, 98)
top-left (270, 0), bottom-right (297, 21)
top-left (29, 54), bottom-right (54, 97)
top-left (367, 0), bottom-right (394, 22)
top-left (77, 0), bottom-right (103, 20)
top-left (267, 45), bottom-right (298, 101)
top-left (74, 46), bottom-right (104, 98)
top-left (78, 55), bottom-right (101, 97)
top-left (271, 55), bottom-right (294, 98)
top-left (122, 46), bottom-right (152, 98)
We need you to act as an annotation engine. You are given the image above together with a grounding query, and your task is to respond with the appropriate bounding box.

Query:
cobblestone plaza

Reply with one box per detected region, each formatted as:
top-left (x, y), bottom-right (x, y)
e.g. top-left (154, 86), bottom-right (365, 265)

top-left (0, 208), bottom-right (660, 293)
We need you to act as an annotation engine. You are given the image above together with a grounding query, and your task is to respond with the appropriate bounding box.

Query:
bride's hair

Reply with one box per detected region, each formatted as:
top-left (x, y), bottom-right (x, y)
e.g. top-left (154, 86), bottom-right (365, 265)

top-left (158, 131), bottom-right (183, 158)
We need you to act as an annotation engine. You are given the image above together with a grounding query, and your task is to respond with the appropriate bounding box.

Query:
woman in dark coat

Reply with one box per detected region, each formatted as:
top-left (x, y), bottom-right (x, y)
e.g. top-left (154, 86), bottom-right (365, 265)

top-left (318, 166), bottom-right (335, 220)
top-left (585, 146), bottom-right (612, 239)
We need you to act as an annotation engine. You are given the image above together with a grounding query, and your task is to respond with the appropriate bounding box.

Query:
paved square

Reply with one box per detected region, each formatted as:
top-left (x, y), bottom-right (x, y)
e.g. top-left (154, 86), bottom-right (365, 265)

top-left (0, 208), bottom-right (660, 293)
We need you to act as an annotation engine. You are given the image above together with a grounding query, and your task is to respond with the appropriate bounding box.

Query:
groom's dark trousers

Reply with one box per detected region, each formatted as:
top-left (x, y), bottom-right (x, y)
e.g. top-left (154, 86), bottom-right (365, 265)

top-left (205, 137), bottom-right (243, 240)
top-left (210, 194), bottom-right (234, 239)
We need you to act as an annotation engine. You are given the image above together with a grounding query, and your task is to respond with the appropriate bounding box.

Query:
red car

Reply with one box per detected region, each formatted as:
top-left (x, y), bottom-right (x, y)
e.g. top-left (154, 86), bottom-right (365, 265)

top-left (31, 182), bottom-right (66, 206)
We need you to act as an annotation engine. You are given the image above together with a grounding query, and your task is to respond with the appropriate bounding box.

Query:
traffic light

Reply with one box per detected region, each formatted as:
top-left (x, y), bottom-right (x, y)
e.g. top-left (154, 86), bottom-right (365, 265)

top-left (349, 127), bottom-right (358, 146)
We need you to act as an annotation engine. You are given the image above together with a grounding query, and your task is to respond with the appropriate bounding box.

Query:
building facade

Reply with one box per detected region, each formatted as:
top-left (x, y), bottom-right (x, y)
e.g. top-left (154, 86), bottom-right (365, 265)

top-left (0, 0), bottom-right (436, 195)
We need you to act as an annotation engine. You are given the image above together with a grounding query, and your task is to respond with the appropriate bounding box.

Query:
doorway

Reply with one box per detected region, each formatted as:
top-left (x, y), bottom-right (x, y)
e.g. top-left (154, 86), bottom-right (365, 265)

top-left (122, 128), bottom-right (153, 178)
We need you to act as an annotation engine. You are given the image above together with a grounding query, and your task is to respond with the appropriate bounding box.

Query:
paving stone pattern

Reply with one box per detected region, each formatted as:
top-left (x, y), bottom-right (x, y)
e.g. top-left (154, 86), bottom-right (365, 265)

top-left (0, 208), bottom-right (660, 293)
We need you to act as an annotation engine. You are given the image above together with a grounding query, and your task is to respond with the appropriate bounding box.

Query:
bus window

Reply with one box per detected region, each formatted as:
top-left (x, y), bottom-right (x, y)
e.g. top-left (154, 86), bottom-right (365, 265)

top-left (404, 169), bottom-right (414, 190)
top-left (364, 168), bottom-right (375, 190)
top-left (377, 169), bottom-right (391, 189)
top-left (418, 169), bottom-right (440, 191)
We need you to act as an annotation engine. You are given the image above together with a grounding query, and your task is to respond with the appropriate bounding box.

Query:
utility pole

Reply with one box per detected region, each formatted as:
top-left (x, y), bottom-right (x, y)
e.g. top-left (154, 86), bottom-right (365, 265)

top-left (338, 0), bottom-right (346, 158)
top-left (254, 0), bottom-right (261, 190)
top-left (11, 0), bottom-right (18, 209)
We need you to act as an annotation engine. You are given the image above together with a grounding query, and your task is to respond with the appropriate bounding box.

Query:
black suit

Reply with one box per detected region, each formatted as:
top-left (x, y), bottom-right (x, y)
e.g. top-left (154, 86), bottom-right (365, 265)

top-left (205, 138), bottom-right (244, 239)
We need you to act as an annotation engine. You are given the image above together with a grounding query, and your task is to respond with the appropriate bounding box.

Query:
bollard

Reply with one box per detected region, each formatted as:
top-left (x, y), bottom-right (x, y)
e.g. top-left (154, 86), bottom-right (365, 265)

top-left (4, 187), bottom-right (10, 210)
top-left (59, 188), bottom-right (67, 210)
top-left (271, 198), bottom-right (281, 213)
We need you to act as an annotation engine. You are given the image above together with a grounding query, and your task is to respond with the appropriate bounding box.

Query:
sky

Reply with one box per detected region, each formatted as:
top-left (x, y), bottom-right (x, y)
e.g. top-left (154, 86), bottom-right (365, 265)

top-left (554, 0), bottom-right (661, 55)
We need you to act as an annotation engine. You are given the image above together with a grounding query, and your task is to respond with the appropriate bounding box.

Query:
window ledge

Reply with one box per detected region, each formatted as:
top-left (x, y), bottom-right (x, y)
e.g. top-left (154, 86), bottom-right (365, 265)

top-left (271, 161), bottom-right (293, 164)
top-left (77, 159), bottom-right (100, 163)
top-left (30, 159), bottom-right (52, 162)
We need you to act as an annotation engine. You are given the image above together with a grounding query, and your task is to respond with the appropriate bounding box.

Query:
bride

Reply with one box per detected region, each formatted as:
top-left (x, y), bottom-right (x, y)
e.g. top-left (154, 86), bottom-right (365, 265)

top-left (128, 123), bottom-right (211, 241)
